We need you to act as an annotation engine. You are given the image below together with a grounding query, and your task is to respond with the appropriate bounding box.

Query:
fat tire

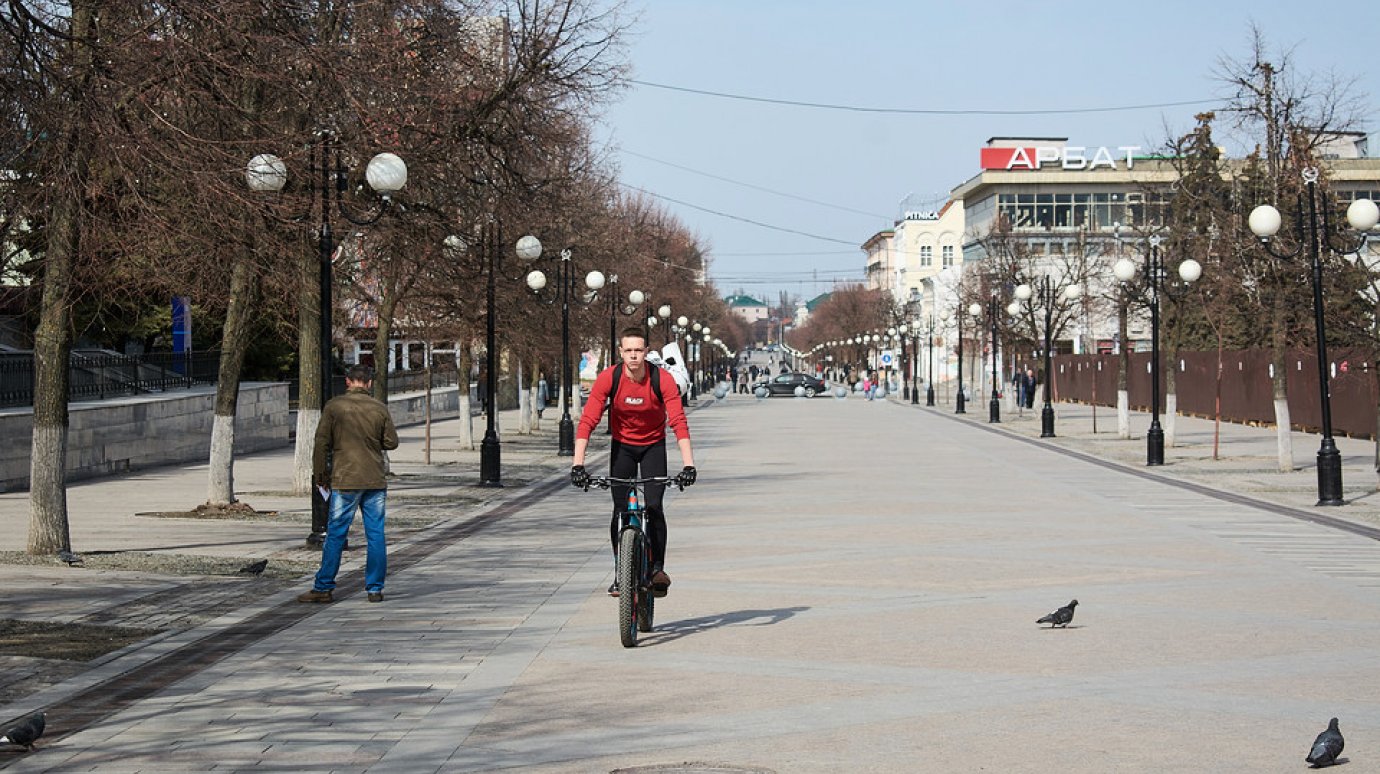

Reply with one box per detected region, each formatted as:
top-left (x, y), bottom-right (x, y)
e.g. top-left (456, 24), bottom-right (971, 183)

top-left (617, 528), bottom-right (639, 648)
top-left (637, 541), bottom-right (655, 633)
top-left (804, 387), bottom-right (817, 398)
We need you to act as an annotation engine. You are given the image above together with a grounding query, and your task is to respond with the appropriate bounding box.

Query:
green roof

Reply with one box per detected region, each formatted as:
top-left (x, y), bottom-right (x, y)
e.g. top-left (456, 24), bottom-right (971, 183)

top-left (725, 294), bottom-right (767, 307)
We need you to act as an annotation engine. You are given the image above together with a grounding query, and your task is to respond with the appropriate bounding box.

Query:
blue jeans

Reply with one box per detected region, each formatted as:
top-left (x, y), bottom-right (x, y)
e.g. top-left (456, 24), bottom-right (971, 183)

top-left (313, 489), bottom-right (387, 593)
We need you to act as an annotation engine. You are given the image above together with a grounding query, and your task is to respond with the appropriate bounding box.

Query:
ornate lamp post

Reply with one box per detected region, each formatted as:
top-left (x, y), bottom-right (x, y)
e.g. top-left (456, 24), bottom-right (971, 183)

top-left (983, 297), bottom-right (1001, 424)
top-left (247, 137), bottom-right (407, 546)
top-left (1113, 234), bottom-right (1203, 466)
top-left (925, 309), bottom-right (937, 406)
top-left (523, 242), bottom-right (606, 456)
top-left (657, 305), bottom-right (673, 345)
top-left (604, 276), bottom-right (645, 369)
top-left (952, 308), bottom-right (967, 414)
top-left (1249, 167), bottom-right (1377, 505)
top-left (1014, 277), bottom-right (1082, 437)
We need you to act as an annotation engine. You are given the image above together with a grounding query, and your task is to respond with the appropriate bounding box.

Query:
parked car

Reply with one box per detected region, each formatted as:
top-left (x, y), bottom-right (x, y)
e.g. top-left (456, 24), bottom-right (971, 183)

top-left (753, 372), bottom-right (827, 398)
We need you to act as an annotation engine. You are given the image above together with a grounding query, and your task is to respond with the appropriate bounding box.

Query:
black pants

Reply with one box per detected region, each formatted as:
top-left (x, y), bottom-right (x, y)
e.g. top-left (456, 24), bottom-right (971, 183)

top-left (609, 439), bottom-right (668, 568)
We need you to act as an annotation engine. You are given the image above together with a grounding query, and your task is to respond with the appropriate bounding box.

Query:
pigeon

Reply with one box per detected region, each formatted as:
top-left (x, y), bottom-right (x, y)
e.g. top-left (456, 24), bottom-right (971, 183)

top-left (237, 558), bottom-right (268, 576)
top-left (1306, 717), bottom-right (1344, 767)
top-left (0, 711), bottom-right (45, 751)
top-left (1036, 599), bottom-right (1078, 628)
top-left (56, 549), bottom-right (82, 566)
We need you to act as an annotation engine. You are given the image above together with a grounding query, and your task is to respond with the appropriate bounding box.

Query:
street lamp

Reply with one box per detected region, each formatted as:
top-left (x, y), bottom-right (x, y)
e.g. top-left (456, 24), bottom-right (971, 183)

top-left (658, 304), bottom-right (673, 344)
top-left (523, 242), bottom-right (606, 456)
top-left (247, 137), bottom-right (406, 546)
top-left (1113, 234), bottom-right (1203, 466)
top-left (982, 297), bottom-right (1001, 423)
top-left (1249, 166), bottom-right (1377, 505)
top-left (1014, 276), bottom-right (1083, 437)
top-left (604, 277), bottom-right (645, 368)
top-left (951, 307), bottom-right (967, 414)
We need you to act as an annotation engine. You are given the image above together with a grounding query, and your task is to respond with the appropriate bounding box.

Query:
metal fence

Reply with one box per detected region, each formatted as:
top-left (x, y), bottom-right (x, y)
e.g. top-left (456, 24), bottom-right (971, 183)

top-left (284, 364), bottom-right (463, 408)
top-left (0, 350), bottom-right (222, 408)
top-left (1045, 347), bottom-right (1380, 440)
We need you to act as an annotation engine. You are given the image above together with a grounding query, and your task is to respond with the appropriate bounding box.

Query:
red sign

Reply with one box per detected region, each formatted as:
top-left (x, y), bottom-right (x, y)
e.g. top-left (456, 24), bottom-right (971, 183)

top-left (980, 145), bottom-right (1141, 171)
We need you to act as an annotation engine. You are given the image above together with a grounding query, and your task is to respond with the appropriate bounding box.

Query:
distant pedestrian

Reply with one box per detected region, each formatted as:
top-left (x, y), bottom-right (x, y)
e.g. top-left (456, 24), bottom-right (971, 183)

top-left (299, 365), bottom-right (400, 604)
top-left (864, 372), bottom-right (875, 401)
top-left (537, 374), bottom-right (549, 418)
top-left (737, 368), bottom-right (749, 394)
top-left (1024, 368), bottom-right (1037, 409)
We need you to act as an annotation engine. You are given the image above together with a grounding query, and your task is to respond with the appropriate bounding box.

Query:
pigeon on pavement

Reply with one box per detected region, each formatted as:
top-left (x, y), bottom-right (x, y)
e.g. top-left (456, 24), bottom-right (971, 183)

top-left (56, 550), bottom-right (82, 566)
top-left (1, 711), bottom-right (46, 751)
top-left (1036, 599), bottom-right (1078, 628)
top-left (238, 558), bottom-right (268, 575)
top-left (1306, 717), bottom-right (1344, 767)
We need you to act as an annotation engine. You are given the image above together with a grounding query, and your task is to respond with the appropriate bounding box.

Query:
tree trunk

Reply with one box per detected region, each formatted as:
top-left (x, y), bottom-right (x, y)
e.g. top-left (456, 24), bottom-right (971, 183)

top-left (1165, 347), bottom-right (1178, 448)
top-left (28, 176), bottom-right (81, 555)
top-left (373, 296), bottom-right (398, 403)
top-left (456, 343), bottom-right (475, 449)
top-left (293, 224), bottom-right (323, 497)
top-left (1271, 295), bottom-right (1293, 472)
top-left (1117, 296), bottom-right (1130, 439)
top-left (206, 256), bottom-right (258, 506)
top-left (28, 2), bottom-right (98, 555)
top-left (517, 358), bottom-right (530, 434)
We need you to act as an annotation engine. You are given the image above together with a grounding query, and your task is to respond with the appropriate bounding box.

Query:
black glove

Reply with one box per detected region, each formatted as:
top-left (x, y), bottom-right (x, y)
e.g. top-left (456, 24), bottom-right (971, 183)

top-left (570, 465), bottom-right (591, 489)
top-left (676, 465), bottom-right (697, 487)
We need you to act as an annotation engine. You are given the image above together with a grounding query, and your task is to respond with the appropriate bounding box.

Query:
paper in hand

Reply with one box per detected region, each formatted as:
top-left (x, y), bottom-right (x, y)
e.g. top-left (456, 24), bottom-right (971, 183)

top-left (316, 485), bottom-right (331, 501)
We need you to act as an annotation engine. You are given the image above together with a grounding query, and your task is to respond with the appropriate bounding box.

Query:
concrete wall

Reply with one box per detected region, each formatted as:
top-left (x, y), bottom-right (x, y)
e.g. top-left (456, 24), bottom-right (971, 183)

top-left (387, 385), bottom-right (461, 427)
top-left (0, 383), bottom-right (289, 492)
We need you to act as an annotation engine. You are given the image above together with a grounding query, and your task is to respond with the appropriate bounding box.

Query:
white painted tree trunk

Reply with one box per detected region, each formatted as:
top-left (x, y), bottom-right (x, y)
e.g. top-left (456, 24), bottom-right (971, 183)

top-left (1274, 398), bottom-right (1294, 471)
top-left (1165, 394), bottom-right (1178, 448)
top-left (1117, 390), bottom-right (1130, 439)
top-left (207, 414), bottom-right (236, 506)
top-left (28, 424), bottom-right (70, 553)
top-left (457, 393), bottom-right (475, 450)
top-left (293, 409), bottom-right (319, 495)
top-left (517, 360), bottom-right (530, 434)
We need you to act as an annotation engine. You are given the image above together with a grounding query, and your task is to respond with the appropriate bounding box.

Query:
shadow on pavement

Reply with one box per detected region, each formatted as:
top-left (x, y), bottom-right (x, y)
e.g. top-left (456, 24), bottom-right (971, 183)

top-left (644, 606), bottom-right (809, 645)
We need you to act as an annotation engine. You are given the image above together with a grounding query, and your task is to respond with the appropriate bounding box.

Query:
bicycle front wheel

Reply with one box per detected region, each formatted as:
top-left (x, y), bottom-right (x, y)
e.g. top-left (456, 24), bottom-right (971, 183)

top-left (637, 542), bottom-right (655, 633)
top-left (617, 527), bottom-right (640, 648)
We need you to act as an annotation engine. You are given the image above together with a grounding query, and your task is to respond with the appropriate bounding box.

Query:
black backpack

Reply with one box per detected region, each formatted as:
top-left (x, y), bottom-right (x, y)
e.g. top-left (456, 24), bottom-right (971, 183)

top-left (607, 361), bottom-right (663, 413)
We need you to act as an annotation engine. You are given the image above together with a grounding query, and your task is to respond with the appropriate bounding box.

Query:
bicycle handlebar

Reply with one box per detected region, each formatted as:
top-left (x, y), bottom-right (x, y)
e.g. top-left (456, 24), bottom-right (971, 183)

top-left (584, 475), bottom-right (684, 492)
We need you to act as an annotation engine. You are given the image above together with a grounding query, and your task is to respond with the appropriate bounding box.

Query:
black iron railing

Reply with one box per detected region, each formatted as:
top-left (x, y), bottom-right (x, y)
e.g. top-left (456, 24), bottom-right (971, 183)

top-left (0, 350), bottom-right (222, 408)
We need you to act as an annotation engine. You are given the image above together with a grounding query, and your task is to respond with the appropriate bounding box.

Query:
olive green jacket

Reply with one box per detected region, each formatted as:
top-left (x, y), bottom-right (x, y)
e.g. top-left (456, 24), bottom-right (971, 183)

top-left (313, 386), bottom-right (399, 490)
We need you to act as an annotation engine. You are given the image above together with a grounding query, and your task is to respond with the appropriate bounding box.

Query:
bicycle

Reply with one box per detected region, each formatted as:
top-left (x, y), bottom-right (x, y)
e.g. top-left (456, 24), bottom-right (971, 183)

top-left (583, 474), bottom-right (683, 648)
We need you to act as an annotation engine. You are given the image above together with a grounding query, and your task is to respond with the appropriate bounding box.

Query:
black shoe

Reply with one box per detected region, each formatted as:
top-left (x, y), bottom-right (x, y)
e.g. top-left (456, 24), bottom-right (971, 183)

top-left (367, 592), bottom-right (383, 603)
top-left (651, 570), bottom-right (671, 598)
top-left (297, 589), bottom-right (333, 604)
top-left (607, 582), bottom-right (619, 597)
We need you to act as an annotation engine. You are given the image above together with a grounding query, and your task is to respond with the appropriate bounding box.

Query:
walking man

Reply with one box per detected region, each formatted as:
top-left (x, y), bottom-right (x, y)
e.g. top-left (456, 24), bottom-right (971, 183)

top-left (299, 364), bottom-right (400, 604)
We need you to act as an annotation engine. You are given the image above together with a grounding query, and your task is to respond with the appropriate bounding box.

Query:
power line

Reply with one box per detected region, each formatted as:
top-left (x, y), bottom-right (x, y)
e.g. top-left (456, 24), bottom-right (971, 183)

top-left (620, 148), bottom-right (886, 220)
top-left (632, 79), bottom-right (1219, 116)
top-left (621, 184), bottom-right (859, 246)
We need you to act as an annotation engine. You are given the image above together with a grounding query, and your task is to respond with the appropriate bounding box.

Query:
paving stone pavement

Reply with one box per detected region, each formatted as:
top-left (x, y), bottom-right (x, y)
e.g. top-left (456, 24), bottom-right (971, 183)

top-left (2, 381), bottom-right (1380, 771)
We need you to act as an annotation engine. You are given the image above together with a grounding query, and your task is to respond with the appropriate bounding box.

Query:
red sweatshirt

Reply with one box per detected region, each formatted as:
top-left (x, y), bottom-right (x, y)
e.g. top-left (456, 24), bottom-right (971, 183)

top-left (576, 364), bottom-right (689, 445)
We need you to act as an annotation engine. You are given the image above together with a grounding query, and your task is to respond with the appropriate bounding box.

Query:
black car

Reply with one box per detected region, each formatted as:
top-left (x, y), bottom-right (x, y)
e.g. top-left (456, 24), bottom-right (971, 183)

top-left (753, 372), bottom-right (828, 398)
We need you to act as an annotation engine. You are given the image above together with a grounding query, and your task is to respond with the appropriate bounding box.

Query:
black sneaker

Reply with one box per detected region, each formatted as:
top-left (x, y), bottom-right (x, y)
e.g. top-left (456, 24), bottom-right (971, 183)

top-left (607, 581), bottom-right (619, 597)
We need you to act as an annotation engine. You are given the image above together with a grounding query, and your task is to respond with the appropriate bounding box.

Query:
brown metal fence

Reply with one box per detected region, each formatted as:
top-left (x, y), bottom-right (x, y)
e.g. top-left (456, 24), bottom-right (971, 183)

top-left (1047, 347), bottom-right (1380, 439)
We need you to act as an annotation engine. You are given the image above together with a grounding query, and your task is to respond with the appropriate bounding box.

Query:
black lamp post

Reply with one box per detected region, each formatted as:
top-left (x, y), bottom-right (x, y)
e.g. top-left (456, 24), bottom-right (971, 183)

top-left (952, 309), bottom-right (967, 414)
top-left (247, 137), bottom-right (407, 546)
top-left (1113, 234), bottom-right (1203, 466)
top-left (894, 326), bottom-right (909, 400)
top-left (1015, 276), bottom-right (1083, 438)
top-left (1249, 167), bottom-right (1377, 505)
top-left (985, 297), bottom-right (1001, 424)
top-left (925, 311), bottom-right (936, 406)
top-left (605, 275), bottom-right (645, 368)
top-left (523, 242), bottom-right (605, 456)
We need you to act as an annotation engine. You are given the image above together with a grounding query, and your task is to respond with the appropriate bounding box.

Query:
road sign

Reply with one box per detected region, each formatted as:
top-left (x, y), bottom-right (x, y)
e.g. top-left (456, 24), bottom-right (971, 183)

top-left (880, 350), bottom-right (894, 366)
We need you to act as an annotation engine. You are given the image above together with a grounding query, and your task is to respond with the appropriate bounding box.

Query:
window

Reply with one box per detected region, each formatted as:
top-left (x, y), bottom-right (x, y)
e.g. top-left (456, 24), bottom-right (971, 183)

top-left (919, 245), bottom-right (933, 267)
top-left (942, 246), bottom-right (954, 267)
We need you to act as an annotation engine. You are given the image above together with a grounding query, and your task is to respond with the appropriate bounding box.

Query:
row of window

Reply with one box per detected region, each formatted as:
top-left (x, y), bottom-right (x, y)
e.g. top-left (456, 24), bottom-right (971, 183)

top-left (997, 191), bottom-right (1171, 230)
top-left (914, 245), bottom-right (955, 268)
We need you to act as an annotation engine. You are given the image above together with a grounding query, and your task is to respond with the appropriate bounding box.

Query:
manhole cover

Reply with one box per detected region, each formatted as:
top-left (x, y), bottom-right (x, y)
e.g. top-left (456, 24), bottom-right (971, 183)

top-left (612, 765), bottom-right (775, 774)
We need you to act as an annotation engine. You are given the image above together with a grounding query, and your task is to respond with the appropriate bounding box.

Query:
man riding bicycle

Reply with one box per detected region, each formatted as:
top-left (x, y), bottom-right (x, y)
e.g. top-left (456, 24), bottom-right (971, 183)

top-left (571, 327), bottom-right (696, 598)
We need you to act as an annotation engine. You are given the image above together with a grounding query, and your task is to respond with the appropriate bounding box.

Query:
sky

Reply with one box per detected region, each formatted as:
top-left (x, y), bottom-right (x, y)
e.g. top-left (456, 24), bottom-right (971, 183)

top-left (594, 0), bottom-right (1378, 305)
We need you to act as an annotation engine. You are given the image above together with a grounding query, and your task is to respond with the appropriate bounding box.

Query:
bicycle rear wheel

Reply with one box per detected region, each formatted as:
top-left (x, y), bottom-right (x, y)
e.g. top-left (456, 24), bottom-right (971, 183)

top-left (617, 527), bottom-right (639, 647)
